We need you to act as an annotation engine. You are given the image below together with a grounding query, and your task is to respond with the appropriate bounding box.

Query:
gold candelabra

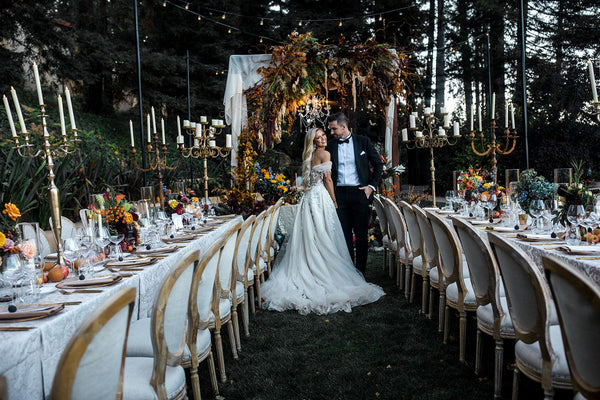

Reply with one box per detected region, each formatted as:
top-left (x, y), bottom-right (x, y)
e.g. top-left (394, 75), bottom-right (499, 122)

top-left (2, 64), bottom-right (79, 266)
top-left (593, 101), bottom-right (600, 123)
top-left (180, 118), bottom-right (232, 205)
top-left (467, 118), bottom-right (518, 183)
top-left (130, 109), bottom-right (183, 210)
top-left (402, 108), bottom-right (461, 207)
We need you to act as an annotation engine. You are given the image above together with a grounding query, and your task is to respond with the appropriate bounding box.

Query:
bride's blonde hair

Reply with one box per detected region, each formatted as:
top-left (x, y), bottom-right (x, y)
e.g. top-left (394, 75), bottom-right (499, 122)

top-left (301, 127), bottom-right (320, 190)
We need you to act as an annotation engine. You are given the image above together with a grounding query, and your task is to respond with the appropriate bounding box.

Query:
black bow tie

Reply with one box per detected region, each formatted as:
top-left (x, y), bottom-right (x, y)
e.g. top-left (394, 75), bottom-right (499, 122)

top-left (338, 138), bottom-right (350, 144)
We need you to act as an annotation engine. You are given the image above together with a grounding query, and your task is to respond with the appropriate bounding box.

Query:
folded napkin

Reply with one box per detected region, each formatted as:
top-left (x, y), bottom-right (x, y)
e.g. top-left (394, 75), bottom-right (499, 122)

top-left (162, 234), bottom-right (196, 243)
top-left (423, 207), bottom-right (440, 211)
top-left (436, 210), bottom-right (458, 215)
top-left (470, 219), bottom-right (499, 225)
top-left (557, 245), bottom-right (600, 255)
top-left (516, 233), bottom-right (560, 242)
top-left (105, 257), bottom-right (157, 268)
top-left (183, 227), bottom-right (213, 234)
top-left (57, 275), bottom-right (122, 288)
top-left (0, 303), bottom-right (64, 321)
top-left (135, 244), bottom-right (179, 255)
top-left (212, 214), bottom-right (237, 219)
top-left (486, 226), bottom-right (526, 232)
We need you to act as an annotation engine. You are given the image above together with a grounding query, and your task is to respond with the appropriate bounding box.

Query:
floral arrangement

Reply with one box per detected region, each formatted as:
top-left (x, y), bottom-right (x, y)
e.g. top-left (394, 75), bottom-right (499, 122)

top-left (380, 155), bottom-right (405, 200)
top-left (283, 186), bottom-right (303, 205)
top-left (553, 161), bottom-right (595, 226)
top-left (0, 202), bottom-right (36, 268)
top-left (512, 169), bottom-right (556, 214)
top-left (254, 163), bottom-right (290, 204)
top-left (92, 192), bottom-right (139, 247)
top-left (457, 168), bottom-right (506, 203)
top-left (398, 186), bottom-right (432, 206)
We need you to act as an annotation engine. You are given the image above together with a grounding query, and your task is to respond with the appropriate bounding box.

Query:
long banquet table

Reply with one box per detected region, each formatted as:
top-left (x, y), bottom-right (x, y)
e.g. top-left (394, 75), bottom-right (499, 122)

top-left (0, 216), bottom-right (242, 400)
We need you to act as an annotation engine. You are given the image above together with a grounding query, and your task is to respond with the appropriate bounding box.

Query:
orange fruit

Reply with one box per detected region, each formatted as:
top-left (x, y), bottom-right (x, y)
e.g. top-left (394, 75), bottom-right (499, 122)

top-left (44, 262), bottom-right (55, 272)
top-left (48, 266), bottom-right (65, 282)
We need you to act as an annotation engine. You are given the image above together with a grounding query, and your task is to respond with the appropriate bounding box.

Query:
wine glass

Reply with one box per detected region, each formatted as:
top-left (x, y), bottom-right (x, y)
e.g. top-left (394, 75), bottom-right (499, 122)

top-left (94, 227), bottom-right (111, 262)
top-left (108, 231), bottom-right (125, 259)
top-left (529, 200), bottom-right (546, 233)
top-left (63, 237), bottom-right (81, 275)
top-left (566, 204), bottom-right (585, 245)
top-left (583, 204), bottom-right (599, 245)
top-left (445, 190), bottom-right (456, 211)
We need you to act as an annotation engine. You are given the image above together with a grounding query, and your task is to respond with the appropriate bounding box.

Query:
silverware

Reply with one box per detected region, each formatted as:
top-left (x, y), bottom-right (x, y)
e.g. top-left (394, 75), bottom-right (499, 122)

top-left (58, 289), bottom-right (104, 295)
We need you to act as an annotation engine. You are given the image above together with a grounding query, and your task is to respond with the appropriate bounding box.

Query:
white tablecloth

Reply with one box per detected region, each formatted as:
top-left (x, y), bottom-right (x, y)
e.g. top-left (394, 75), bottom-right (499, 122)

top-left (0, 216), bottom-right (242, 400)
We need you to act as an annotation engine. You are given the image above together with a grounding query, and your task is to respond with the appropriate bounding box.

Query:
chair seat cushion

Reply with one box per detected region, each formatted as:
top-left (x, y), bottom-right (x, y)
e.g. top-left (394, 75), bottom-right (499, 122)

top-left (515, 325), bottom-right (571, 384)
top-left (122, 356), bottom-right (186, 400)
top-left (411, 255), bottom-right (427, 274)
top-left (446, 278), bottom-right (478, 307)
top-left (476, 296), bottom-right (515, 337)
top-left (235, 281), bottom-right (245, 301)
top-left (429, 267), bottom-right (441, 287)
top-left (182, 329), bottom-right (212, 363)
top-left (209, 298), bottom-right (232, 323)
top-left (247, 268), bottom-right (254, 282)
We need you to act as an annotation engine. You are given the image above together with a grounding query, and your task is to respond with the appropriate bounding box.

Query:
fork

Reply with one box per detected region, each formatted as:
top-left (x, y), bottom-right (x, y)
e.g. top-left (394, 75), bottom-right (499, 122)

top-left (58, 289), bottom-right (104, 295)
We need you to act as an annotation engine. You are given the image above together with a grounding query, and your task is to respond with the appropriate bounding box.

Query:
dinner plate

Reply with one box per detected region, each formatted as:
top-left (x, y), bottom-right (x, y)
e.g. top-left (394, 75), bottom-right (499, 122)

top-left (56, 274), bottom-right (123, 289)
top-left (0, 303), bottom-right (64, 322)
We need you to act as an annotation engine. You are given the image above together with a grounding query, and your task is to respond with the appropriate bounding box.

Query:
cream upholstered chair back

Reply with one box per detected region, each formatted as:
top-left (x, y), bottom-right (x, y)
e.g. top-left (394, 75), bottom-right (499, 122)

top-left (487, 232), bottom-right (553, 351)
top-left (412, 205), bottom-right (437, 268)
top-left (18, 222), bottom-right (51, 258)
top-left (257, 205), bottom-right (274, 260)
top-left (248, 210), bottom-right (268, 267)
top-left (265, 199), bottom-right (284, 250)
top-left (217, 221), bottom-right (242, 298)
top-left (452, 217), bottom-right (499, 307)
top-left (543, 255), bottom-right (600, 398)
top-left (384, 198), bottom-right (409, 248)
top-left (194, 240), bottom-right (224, 328)
top-left (373, 196), bottom-right (390, 242)
top-left (50, 287), bottom-right (136, 400)
top-left (235, 215), bottom-right (256, 285)
top-left (398, 200), bottom-right (421, 257)
top-left (48, 216), bottom-right (78, 242)
top-left (426, 211), bottom-right (463, 288)
top-left (380, 197), bottom-right (397, 243)
top-left (152, 250), bottom-right (198, 372)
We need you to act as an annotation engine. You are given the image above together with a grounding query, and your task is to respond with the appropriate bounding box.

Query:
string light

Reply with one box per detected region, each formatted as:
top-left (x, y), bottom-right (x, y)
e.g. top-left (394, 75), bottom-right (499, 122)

top-left (339, 20), bottom-right (342, 26)
top-left (222, 13), bottom-right (226, 20)
top-left (260, 18), bottom-right (263, 26)
top-left (259, 37), bottom-right (263, 43)
top-left (162, 1), bottom-right (166, 6)
top-left (378, 14), bottom-right (382, 21)
top-left (197, 15), bottom-right (201, 21)
top-left (298, 20), bottom-right (303, 26)
top-left (184, 2), bottom-right (189, 10)
top-left (228, 28), bottom-right (231, 33)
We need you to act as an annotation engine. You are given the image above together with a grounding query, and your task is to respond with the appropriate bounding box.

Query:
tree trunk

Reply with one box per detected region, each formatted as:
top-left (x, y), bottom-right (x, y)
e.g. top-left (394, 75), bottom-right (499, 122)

top-left (435, 0), bottom-right (446, 112)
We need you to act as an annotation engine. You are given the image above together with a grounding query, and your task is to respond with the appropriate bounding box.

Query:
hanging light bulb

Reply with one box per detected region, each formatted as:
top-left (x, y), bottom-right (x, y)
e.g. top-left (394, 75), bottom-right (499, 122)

top-left (215, 71), bottom-right (219, 76)
top-left (259, 37), bottom-right (263, 43)
top-left (184, 2), bottom-right (189, 10)
top-left (228, 28), bottom-right (232, 33)
top-left (197, 15), bottom-right (201, 21)
top-left (378, 14), bottom-right (382, 21)
top-left (298, 20), bottom-right (303, 26)
top-left (222, 13), bottom-right (226, 20)
top-left (260, 18), bottom-right (264, 26)
top-left (162, 0), bottom-right (166, 7)
top-left (339, 20), bottom-right (342, 27)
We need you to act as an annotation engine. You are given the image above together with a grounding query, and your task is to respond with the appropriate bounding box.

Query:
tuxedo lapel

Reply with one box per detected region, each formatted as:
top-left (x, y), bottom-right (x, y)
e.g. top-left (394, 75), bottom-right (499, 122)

top-left (352, 135), bottom-right (362, 175)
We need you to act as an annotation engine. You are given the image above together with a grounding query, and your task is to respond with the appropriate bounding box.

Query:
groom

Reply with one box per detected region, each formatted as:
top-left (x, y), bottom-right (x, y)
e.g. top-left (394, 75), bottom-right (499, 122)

top-left (327, 112), bottom-right (383, 275)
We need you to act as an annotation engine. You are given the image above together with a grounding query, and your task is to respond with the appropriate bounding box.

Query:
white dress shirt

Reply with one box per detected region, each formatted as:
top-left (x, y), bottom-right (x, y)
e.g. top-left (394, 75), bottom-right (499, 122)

top-left (337, 135), bottom-right (360, 186)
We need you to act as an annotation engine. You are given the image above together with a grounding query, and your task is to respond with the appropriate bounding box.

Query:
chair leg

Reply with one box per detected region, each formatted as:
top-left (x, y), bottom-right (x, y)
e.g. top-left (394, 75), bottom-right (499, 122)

top-left (438, 290), bottom-right (445, 333)
top-left (443, 304), bottom-right (450, 344)
top-left (255, 274), bottom-right (263, 309)
top-left (214, 330), bottom-right (227, 382)
top-left (207, 348), bottom-right (219, 395)
top-left (227, 320), bottom-right (238, 359)
top-left (512, 367), bottom-right (520, 400)
top-left (190, 359), bottom-right (201, 400)
top-left (475, 329), bottom-right (483, 375)
top-left (249, 285), bottom-right (256, 315)
top-left (232, 307), bottom-right (242, 352)
top-left (421, 277), bottom-right (429, 317)
top-left (404, 264), bottom-right (411, 298)
top-left (382, 248), bottom-right (387, 271)
top-left (459, 311), bottom-right (467, 363)
top-left (494, 339), bottom-right (504, 400)
top-left (396, 259), bottom-right (402, 288)
top-left (428, 285), bottom-right (434, 320)
top-left (409, 272), bottom-right (416, 304)
top-left (242, 290), bottom-right (250, 336)
top-left (388, 251), bottom-right (394, 278)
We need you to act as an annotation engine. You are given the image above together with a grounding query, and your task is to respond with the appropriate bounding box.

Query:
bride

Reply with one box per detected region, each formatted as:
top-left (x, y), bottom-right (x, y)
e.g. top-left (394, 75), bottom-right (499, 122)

top-left (261, 127), bottom-right (385, 315)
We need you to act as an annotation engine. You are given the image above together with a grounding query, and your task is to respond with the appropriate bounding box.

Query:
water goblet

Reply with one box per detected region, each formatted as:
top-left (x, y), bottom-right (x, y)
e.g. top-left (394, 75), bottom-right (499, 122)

top-left (529, 200), bottom-right (546, 233)
top-left (566, 204), bottom-right (585, 245)
top-left (108, 232), bottom-right (125, 259)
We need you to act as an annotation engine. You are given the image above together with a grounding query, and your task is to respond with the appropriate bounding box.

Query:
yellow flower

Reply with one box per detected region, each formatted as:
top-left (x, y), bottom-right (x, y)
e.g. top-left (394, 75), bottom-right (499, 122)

top-left (483, 183), bottom-right (490, 189)
top-left (0, 232), bottom-right (5, 247)
top-left (271, 179), bottom-right (277, 183)
top-left (169, 200), bottom-right (179, 209)
top-left (124, 212), bottom-right (133, 224)
top-left (191, 197), bottom-right (199, 203)
top-left (2, 203), bottom-right (21, 221)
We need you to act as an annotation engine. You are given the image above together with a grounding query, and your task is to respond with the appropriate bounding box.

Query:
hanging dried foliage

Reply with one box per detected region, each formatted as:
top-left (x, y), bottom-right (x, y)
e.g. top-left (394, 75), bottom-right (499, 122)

top-left (245, 32), bottom-right (412, 150)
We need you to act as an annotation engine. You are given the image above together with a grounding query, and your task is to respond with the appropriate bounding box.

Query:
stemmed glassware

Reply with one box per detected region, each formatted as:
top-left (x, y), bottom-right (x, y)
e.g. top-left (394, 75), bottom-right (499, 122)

top-left (445, 190), bottom-right (456, 211)
top-left (108, 231), bottom-right (125, 259)
top-left (566, 204), bottom-right (585, 245)
top-left (481, 193), bottom-right (497, 221)
top-left (529, 200), bottom-right (546, 233)
top-left (583, 204), bottom-right (599, 245)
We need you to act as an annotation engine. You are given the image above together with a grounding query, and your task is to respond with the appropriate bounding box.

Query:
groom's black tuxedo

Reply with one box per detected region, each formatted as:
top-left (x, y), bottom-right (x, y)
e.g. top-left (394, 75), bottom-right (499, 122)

top-left (327, 133), bottom-right (383, 274)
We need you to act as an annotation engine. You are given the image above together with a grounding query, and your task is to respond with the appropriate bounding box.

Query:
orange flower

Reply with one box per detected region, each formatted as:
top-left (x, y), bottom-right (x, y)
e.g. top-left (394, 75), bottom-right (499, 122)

top-left (3, 203), bottom-right (21, 221)
top-left (115, 194), bottom-right (126, 205)
top-left (124, 212), bottom-right (133, 224)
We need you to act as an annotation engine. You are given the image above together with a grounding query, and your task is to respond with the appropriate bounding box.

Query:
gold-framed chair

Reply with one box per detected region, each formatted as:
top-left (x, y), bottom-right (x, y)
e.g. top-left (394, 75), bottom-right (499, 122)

top-left (452, 217), bottom-right (516, 399)
top-left (412, 205), bottom-right (438, 318)
top-left (382, 198), bottom-right (411, 289)
top-left (398, 201), bottom-right (423, 296)
top-left (248, 209), bottom-right (269, 310)
top-left (122, 251), bottom-right (198, 400)
top-left (233, 215), bottom-right (256, 339)
top-left (543, 255), bottom-right (600, 400)
top-left (427, 211), bottom-right (477, 363)
top-left (488, 232), bottom-right (571, 399)
top-left (372, 195), bottom-right (392, 273)
top-left (50, 287), bottom-right (137, 400)
top-left (262, 198), bottom-right (284, 275)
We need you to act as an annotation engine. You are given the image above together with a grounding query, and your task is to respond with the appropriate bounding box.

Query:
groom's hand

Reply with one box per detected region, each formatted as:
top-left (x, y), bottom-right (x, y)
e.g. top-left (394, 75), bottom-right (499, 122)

top-left (359, 186), bottom-right (374, 199)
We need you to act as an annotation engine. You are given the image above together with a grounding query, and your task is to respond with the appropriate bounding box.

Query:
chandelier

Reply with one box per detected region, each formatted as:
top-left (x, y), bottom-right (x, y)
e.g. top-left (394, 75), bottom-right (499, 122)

top-left (298, 95), bottom-right (330, 130)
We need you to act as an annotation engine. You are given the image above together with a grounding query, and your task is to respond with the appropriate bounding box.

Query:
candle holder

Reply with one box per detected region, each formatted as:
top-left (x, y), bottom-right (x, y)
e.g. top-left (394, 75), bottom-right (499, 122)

top-left (593, 101), bottom-right (600, 123)
top-left (467, 118), bottom-right (518, 183)
top-left (130, 126), bottom-right (183, 211)
top-left (298, 95), bottom-right (330, 131)
top-left (403, 109), bottom-right (461, 207)
top-left (3, 85), bottom-right (79, 266)
top-left (180, 119), bottom-right (232, 205)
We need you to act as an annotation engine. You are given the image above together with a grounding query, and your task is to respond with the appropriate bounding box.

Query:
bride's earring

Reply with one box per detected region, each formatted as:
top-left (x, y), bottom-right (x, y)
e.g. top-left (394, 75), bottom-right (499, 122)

top-left (313, 144), bottom-right (317, 151)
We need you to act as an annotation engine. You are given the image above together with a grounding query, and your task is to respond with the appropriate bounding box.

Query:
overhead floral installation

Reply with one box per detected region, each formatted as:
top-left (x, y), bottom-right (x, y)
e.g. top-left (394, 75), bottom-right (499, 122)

top-left (245, 32), bottom-right (412, 149)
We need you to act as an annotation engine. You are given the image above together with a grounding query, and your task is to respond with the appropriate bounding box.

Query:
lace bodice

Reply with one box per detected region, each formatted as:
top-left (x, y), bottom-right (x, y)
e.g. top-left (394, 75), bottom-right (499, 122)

top-left (310, 161), bottom-right (332, 186)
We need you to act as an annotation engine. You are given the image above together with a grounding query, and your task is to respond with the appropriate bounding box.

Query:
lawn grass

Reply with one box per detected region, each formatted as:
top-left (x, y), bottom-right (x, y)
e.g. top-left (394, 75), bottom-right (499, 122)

top-left (196, 251), bottom-right (574, 400)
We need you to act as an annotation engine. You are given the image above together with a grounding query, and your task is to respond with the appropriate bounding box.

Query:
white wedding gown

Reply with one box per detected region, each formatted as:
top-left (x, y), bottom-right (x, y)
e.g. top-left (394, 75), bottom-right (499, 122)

top-left (261, 161), bottom-right (385, 315)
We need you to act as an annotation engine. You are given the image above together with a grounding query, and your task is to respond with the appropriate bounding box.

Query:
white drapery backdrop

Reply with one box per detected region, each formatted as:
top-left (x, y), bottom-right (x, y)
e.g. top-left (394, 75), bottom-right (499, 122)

top-left (223, 54), bottom-right (396, 167)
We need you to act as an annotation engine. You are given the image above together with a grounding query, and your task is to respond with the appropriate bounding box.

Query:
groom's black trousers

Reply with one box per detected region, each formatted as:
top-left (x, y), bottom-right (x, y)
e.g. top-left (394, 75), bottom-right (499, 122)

top-left (335, 185), bottom-right (370, 275)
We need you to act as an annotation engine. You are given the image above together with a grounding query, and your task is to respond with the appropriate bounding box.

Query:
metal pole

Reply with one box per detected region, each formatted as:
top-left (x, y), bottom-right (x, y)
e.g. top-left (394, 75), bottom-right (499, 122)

top-left (486, 34), bottom-right (493, 139)
top-left (186, 49), bottom-right (194, 190)
top-left (134, 0), bottom-right (147, 186)
top-left (519, 0), bottom-right (530, 169)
